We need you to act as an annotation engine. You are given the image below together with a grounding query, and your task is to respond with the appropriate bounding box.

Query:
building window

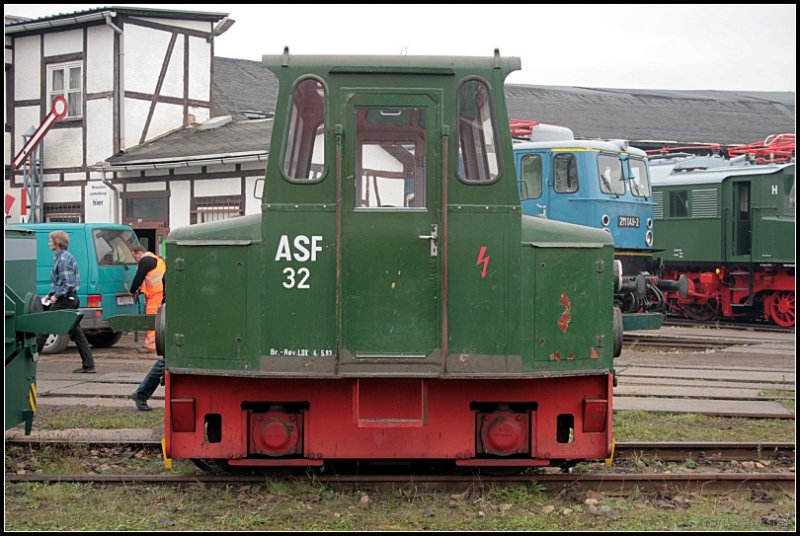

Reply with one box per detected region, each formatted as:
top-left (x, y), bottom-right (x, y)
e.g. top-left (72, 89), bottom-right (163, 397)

top-left (47, 62), bottom-right (83, 118)
top-left (191, 195), bottom-right (244, 224)
top-left (44, 202), bottom-right (82, 222)
top-left (121, 191), bottom-right (170, 224)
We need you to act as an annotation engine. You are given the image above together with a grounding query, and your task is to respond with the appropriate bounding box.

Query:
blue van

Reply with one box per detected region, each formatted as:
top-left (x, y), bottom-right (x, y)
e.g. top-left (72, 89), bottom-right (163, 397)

top-left (8, 223), bottom-right (142, 353)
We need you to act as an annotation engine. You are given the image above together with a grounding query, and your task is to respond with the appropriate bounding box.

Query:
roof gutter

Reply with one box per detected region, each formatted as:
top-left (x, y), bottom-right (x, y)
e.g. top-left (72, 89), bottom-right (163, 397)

top-left (5, 11), bottom-right (116, 34)
top-left (96, 152), bottom-right (268, 172)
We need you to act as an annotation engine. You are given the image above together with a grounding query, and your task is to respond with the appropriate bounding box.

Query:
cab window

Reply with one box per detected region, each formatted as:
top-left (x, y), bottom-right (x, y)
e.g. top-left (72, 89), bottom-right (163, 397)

top-left (629, 158), bottom-right (651, 198)
top-left (457, 79), bottom-right (499, 183)
top-left (669, 191), bottom-right (689, 217)
top-left (283, 78), bottom-right (326, 181)
top-left (554, 153), bottom-right (578, 193)
top-left (598, 154), bottom-right (624, 195)
top-left (356, 108), bottom-right (426, 208)
top-left (519, 154), bottom-right (542, 199)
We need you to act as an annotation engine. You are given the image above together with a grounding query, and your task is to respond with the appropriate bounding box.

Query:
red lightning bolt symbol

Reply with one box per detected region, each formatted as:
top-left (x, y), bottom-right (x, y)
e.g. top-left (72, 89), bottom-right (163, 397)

top-left (477, 246), bottom-right (490, 279)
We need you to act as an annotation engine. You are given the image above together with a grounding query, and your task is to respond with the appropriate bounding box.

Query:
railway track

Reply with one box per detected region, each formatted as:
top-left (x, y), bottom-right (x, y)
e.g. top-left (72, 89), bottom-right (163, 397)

top-left (7, 438), bottom-right (793, 493)
top-left (663, 317), bottom-right (795, 334)
top-left (5, 471), bottom-right (794, 494)
top-left (622, 327), bottom-right (789, 351)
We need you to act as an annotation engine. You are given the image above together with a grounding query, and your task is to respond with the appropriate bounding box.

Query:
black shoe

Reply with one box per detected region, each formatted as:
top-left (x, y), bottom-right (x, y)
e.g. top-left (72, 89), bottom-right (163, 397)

top-left (130, 393), bottom-right (152, 412)
top-left (73, 367), bottom-right (96, 374)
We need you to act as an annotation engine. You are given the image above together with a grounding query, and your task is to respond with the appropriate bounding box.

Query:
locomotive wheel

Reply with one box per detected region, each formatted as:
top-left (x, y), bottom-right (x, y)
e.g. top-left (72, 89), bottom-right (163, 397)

top-left (684, 299), bottom-right (719, 321)
top-left (768, 291), bottom-right (795, 328)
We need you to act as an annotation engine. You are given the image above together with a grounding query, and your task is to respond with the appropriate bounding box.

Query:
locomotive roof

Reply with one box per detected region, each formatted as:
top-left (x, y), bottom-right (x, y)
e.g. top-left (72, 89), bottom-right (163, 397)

top-left (261, 51), bottom-right (521, 74)
top-left (513, 139), bottom-right (648, 158)
top-left (651, 162), bottom-right (794, 187)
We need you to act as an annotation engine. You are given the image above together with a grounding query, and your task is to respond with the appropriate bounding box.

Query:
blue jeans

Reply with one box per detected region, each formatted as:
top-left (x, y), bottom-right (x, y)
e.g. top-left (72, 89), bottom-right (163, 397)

top-left (133, 358), bottom-right (165, 402)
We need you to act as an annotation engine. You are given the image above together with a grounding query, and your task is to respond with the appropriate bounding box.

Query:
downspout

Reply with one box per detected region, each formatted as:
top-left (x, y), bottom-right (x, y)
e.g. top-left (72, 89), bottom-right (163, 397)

top-left (104, 13), bottom-right (124, 151)
top-left (100, 169), bottom-right (120, 224)
top-left (104, 14), bottom-right (124, 224)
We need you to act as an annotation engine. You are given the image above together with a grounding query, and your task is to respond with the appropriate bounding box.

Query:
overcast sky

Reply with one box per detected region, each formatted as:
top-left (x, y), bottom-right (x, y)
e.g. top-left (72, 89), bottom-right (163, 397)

top-left (6, 4), bottom-right (797, 92)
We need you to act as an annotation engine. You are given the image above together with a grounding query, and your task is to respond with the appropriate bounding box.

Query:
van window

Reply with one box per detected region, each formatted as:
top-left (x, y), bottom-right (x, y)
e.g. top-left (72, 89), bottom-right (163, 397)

top-left (93, 229), bottom-right (139, 265)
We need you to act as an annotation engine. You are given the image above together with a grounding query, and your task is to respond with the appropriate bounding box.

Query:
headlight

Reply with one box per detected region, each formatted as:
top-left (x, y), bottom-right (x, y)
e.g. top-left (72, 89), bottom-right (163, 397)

top-left (601, 214), bottom-right (610, 226)
top-left (645, 230), bottom-right (654, 247)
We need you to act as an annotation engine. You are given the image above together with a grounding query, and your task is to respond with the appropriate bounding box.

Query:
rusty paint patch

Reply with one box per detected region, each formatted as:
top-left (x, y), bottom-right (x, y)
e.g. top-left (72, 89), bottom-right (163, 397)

top-left (558, 292), bottom-right (572, 333)
top-left (590, 347), bottom-right (599, 359)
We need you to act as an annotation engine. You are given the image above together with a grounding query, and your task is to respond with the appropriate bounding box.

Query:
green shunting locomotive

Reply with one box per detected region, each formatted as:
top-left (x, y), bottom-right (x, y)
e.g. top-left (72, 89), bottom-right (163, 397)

top-left (150, 50), bottom-right (621, 469)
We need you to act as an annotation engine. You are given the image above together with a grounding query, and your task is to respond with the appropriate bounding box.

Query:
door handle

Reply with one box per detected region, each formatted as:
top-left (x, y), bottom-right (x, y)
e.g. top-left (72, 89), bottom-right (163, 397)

top-left (418, 224), bottom-right (438, 257)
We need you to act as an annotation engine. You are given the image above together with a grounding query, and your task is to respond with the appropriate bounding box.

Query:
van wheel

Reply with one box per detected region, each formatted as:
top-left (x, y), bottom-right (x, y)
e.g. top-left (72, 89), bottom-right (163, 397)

top-left (42, 334), bottom-right (70, 354)
top-left (86, 331), bottom-right (124, 348)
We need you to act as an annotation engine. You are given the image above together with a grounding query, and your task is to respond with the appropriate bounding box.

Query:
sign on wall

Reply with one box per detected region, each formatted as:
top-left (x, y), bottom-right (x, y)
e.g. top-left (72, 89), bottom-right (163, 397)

top-left (84, 181), bottom-right (114, 222)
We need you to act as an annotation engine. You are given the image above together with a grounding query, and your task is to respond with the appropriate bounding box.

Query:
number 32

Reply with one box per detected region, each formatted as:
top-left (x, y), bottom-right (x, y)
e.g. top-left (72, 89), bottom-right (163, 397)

top-left (282, 267), bottom-right (310, 289)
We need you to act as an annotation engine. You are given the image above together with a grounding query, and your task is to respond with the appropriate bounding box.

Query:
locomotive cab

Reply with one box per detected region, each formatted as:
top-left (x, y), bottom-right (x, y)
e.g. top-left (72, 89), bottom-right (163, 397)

top-left (163, 51), bottom-right (617, 468)
top-left (513, 133), bottom-right (685, 324)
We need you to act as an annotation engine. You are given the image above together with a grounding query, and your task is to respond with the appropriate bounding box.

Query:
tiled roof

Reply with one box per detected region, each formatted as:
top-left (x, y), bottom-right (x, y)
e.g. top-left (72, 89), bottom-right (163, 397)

top-left (505, 85), bottom-right (795, 146)
top-left (107, 57), bottom-right (794, 166)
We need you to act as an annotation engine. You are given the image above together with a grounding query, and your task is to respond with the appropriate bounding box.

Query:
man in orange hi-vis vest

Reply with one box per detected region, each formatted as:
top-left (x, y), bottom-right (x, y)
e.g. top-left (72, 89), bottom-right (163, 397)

top-left (130, 245), bottom-right (165, 353)
top-left (129, 244), bottom-right (165, 411)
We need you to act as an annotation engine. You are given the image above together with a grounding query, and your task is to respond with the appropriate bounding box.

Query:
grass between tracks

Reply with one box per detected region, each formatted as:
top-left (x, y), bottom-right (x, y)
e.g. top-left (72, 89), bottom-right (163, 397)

top-left (4, 477), bottom-right (795, 530)
top-left (5, 405), bottom-right (796, 530)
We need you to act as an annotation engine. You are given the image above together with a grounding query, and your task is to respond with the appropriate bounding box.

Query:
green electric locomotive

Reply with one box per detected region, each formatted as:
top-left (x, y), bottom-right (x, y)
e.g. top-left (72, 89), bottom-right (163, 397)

top-left (652, 162), bottom-right (795, 327)
top-left (160, 50), bottom-right (619, 468)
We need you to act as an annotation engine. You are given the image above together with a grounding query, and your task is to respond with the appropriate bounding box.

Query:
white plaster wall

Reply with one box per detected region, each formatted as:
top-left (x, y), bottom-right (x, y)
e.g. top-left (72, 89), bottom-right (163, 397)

top-left (123, 25), bottom-right (171, 95)
top-left (43, 128), bottom-right (83, 169)
top-left (244, 175), bottom-right (264, 215)
top-left (64, 172), bottom-right (87, 182)
top-left (87, 25), bottom-right (114, 94)
top-left (43, 185), bottom-right (82, 202)
top-left (14, 107), bottom-right (42, 162)
top-left (125, 181), bottom-right (166, 192)
top-left (42, 173), bottom-right (61, 184)
top-left (188, 36), bottom-right (210, 102)
top-left (145, 102), bottom-right (184, 143)
top-left (169, 179), bottom-right (191, 229)
top-left (86, 98), bottom-right (114, 166)
top-left (122, 98), bottom-right (150, 150)
top-left (194, 176), bottom-right (241, 196)
top-left (161, 36), bottom-right (184, 99)
top-left (43, 28), bottom-right (83, 56)
top-left (14, 36), bottom-right (41, 101)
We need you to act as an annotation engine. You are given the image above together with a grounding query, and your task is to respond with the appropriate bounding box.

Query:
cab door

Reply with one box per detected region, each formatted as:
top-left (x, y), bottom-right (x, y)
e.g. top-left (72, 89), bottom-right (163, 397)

top-left (731, 180), bottom-right (752, 258)
top-left (339, 92), bottom-right (442, 373)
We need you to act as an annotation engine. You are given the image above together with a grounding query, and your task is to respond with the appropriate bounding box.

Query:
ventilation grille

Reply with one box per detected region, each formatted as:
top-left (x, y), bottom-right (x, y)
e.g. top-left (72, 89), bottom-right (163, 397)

top-left (653, 191), bottom-right (664, 219)
top-left (691, 188), bottom-right (718, 218)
